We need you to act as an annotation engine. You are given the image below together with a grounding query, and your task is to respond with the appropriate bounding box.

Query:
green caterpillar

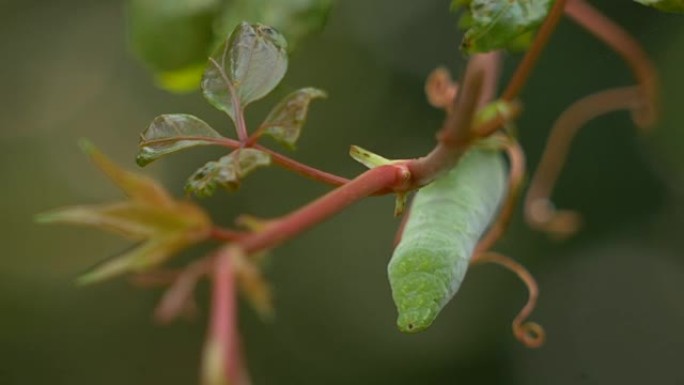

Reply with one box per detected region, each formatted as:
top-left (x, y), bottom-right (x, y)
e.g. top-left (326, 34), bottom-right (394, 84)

top-left (388, 147), bottom-right (507, 332)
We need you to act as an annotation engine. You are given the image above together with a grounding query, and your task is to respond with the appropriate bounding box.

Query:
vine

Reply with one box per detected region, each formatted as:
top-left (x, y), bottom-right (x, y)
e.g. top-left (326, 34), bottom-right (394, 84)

top-left (38, 0), bottom-right (681, 383)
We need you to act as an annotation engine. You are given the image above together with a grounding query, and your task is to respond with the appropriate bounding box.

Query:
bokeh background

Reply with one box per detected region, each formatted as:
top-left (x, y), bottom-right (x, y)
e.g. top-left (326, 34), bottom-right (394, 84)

top-left (2, 1), bottom-right (683, 384)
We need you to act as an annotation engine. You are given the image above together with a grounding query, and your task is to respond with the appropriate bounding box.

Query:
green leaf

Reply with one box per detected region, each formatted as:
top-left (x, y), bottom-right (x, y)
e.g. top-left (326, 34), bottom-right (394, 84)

top-left (137, 114), bottom-right (226, 167)
top-left (186, 149), bottom-right (271, 197)
top-left (202, 22), bottom-right (288, 122)
top-left (634, 0), bottom-right (684, 13)
top-left (453, 0), bottom-right (554, 54)
top-left (216, 0), bottom-right (334, 52)
top-left (127, 0), bottom-right (221, 92)
top-left (259, 87), bottom-right (327, 148)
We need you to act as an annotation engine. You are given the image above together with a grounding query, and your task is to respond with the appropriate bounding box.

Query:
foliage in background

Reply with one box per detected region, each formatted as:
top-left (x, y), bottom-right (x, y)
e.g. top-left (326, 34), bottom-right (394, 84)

top-left (127, 0), bottom-right (333, 92)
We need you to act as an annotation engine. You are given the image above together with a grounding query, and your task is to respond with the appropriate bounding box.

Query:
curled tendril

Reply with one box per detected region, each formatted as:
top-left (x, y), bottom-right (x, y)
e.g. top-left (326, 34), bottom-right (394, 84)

top-left (475, 137), bottom-right (526, 254)
top-left (472, 251), bottom-right (545, 348)
top-left (514, 321), bottom-right (546, 348)
top-left (524, 86), bottom-right (643, 238)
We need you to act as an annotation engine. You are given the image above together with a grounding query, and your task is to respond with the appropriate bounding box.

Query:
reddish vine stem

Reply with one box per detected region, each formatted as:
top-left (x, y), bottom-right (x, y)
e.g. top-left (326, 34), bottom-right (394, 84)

top-left (408, 55), bottom-right (487, 185)
top-left (253, 144), bottom-right (350, 186)
top-left (202, 246), bottom-right (241, 385)
top-left (239, 165), bottom-right (408, 254)
top-left (473, 252), bottom-right (545, 348)
top-left (501, 0), bottom-right (568, 101)
top-left (478, 51), bottom-right (503, 108)
top-left (565, 0), bottom-right (659, 129)
top-left (524, 86), bottom-right (642, 236)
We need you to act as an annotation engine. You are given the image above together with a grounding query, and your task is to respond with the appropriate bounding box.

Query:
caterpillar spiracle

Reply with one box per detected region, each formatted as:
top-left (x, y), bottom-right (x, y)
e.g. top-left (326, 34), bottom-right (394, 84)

top-left (388, 147), bottom-right (507, 333)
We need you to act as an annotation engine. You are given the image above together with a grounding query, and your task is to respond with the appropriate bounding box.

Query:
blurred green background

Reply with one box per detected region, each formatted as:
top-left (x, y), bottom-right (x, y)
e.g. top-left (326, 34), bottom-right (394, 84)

top-left (2, 1), bottom-right (683, 384)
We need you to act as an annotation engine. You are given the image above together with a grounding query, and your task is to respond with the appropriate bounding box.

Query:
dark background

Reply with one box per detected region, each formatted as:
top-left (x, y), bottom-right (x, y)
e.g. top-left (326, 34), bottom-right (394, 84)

top-left (1, 1), bottom-right (683, 384)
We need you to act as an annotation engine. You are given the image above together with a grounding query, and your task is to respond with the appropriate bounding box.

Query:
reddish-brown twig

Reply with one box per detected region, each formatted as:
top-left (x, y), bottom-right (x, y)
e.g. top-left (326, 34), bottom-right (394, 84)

top-left (239, 164), bottom-right (409, 254)
top-left (409, 55), bottom-right (488, 185)
top-left (502, 0), bottom-right (569, 101)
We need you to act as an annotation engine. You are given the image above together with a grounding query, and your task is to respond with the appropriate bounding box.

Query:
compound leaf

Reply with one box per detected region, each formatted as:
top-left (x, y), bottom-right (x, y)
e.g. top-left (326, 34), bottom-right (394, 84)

top-left (38, 142), bottom-right (213, 284)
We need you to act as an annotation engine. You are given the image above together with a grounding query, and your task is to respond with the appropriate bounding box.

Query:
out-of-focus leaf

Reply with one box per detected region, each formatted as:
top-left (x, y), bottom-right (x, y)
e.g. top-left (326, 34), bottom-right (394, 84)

top-left (77, 234), bottom-right (186, 285)
top-left (202, 22), bottom-right (288, 122)
top-left (634, 0), bottom-right (684, 13)
top-left (127, 0), bottom-right (221, 93)
top-left (186, 149), bottom-right (271, 197)
top-left (155, 63), bottom-right (207, 93)
top-left (38, 142), bottom-right (212, 284)
top-left (217, 0), bottom-right (334, 52)
top-left (137, 114), bottom-right (226, 167)
top-left (80, 139), bottom-right (174, 207)
top-left (452, 0), bottom-right (554, 54)
top-left (35, 202), bottom-right (200, 240)
top-left (259, 87), bottom-right (326, 148)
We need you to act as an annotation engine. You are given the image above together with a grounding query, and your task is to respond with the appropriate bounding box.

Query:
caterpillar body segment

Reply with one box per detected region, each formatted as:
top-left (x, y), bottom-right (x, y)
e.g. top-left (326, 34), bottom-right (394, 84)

top-left (388, 148), bottom-right (507, 333)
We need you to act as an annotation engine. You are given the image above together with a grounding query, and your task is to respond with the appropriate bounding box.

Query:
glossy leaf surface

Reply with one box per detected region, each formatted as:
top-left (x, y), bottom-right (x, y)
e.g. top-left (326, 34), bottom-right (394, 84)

top-left (137, 114), bottom-right (226, 166)
top-left (202, 22), bottom-right (288, 122)
top-left (453, 0), bottom-right (554, 53)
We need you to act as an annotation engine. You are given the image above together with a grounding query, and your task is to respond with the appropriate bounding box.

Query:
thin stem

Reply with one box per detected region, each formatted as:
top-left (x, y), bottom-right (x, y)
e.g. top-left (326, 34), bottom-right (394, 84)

top-left (472, 252), bottom-right (545, 348)
top-left (475, 139), bottom-right (526, 254)
top-left (524, 86), bottom-right (641, 236)
top-left (144, 135), bottom-right (350, 187)
top-left (566, 0), bottom-right (659, 129)
top-left (502, 0), bottom-right (568, 101)
top-left (253, 144), bottom-right (350, 186)
top-left (239, 165), bottom-right (407, 254)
